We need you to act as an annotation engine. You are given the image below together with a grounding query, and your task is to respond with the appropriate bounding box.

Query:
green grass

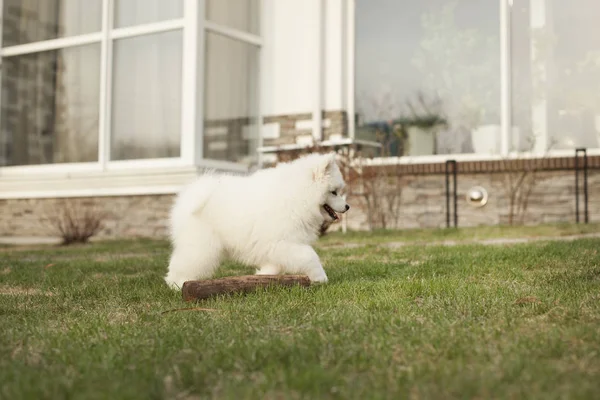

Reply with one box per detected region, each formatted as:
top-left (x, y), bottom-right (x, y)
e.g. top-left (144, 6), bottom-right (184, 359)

top-left (1, 229), bottom-right (600, 399)
top-left (320, 222), bottom-right (600, 246)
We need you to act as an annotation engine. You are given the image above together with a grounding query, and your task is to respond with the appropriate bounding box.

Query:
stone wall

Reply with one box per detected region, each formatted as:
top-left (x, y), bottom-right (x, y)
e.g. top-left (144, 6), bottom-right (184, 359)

top-left (0, 194), bottom-right (174, 240)
top-left (340, 169), bottom-right (600, 232)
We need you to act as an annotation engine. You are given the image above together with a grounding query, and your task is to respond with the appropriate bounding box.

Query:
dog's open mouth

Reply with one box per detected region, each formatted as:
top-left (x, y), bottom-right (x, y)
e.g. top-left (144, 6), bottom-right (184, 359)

top-left (323, 204), bottom-right (339, 220)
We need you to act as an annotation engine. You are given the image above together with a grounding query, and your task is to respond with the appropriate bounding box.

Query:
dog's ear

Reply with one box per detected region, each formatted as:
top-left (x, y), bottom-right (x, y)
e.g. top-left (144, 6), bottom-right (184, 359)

top-left (312, 153), bottom-right (336, 182)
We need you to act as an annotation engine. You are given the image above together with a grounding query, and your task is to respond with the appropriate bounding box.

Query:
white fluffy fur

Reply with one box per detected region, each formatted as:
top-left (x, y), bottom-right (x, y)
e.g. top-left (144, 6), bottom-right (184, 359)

top-left (164, 152), bottom-right (349, 289)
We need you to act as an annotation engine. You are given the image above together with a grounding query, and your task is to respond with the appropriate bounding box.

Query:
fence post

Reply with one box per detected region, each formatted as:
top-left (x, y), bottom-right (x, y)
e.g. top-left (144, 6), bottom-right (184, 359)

top-left (445, 160), bottom-right (458, 228)
top-left (574, 148), bottom-right (589, 224)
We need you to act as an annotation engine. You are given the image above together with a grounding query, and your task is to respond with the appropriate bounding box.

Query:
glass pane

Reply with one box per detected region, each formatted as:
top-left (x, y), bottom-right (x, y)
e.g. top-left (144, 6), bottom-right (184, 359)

top-left (355, 0), bottom-right (500, 156)
top-left (206, 0), bottom-right (260, 35)
top-left (511, 0), bottom-right (600, 152)
top-left (111, 31), bottom-right (182, 160)
top-left (2, 0), bottom-right (102, 47)
top-left (0, 44), bottom-right (100, 166)
top-left (114, 0), bottom-right (183, 28)
top-left (203, 32), bottom-right (259, 166)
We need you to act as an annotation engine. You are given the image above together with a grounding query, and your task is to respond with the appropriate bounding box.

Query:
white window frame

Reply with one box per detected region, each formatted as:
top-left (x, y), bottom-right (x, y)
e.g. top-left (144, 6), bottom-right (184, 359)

top-left (347, 0), bottom-right (600, 165)
top-left (0, 0), bottom-right (262, 197)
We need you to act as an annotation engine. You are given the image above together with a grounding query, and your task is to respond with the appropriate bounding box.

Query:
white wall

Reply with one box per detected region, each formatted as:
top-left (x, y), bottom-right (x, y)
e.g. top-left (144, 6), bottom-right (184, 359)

top-left (261, 0), bottom-right (349, 117)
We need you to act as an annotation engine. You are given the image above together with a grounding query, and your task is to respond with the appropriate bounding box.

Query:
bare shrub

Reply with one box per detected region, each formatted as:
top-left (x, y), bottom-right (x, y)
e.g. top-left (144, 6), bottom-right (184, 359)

top-left (496, 160), bottom-right (541, 226)
top-left (353, 163), bottom-right (403, 231)
top-left (495, 137), bottom-right (555, 225)
top-left (41, 199), bottom-right (106, 245)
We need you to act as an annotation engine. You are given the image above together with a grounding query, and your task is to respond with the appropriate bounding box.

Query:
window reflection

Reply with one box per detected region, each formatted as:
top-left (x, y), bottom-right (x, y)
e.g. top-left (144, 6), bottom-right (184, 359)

top-left (2, 0), bottom-right (102, 47)
top-left (0, 45), bottom-right (100, 166)
top-left (512, 0), bottom-right (600, 152)
top-left (203, 32), bottom-right (260, 166)
top-left (111, 31), bottom-right (182, 160)
top-left (356, 0), bottom-right (501, 156)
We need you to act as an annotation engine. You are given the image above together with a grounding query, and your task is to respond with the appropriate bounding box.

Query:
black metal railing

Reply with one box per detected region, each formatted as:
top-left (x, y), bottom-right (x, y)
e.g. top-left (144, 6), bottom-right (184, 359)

top-left (575, 148), bottom-right (589, 224)
top-left (445, 160), bottom-right (458, 228)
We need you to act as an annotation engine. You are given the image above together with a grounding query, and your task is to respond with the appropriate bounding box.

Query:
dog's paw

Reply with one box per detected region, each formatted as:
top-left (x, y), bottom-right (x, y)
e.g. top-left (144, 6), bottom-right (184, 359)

top-left (308, 273), bottom-right (329, 284)
top-left (164, 276), bottom-right (185, 290)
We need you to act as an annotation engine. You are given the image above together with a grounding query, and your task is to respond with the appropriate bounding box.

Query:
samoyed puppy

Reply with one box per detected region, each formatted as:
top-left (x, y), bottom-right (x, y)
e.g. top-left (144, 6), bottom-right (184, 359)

top-left (164, 152), bottom-right (350, 289)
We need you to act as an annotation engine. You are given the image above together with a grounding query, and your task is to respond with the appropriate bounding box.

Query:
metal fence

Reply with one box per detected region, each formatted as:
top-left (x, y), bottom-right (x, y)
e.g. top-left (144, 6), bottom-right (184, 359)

top-left (440, 148), bottom-right (596, 229)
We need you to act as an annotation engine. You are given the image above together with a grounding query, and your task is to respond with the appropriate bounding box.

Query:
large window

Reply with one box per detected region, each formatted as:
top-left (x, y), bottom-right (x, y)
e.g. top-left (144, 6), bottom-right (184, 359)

top-left (355, 0), bottom-right (600, 158)
top-left (355, 0), bottom-right (501, 157)
top-left (0, 0), bottom-right (261, 170)
top-left (0, 0), bottom-right (184, 167)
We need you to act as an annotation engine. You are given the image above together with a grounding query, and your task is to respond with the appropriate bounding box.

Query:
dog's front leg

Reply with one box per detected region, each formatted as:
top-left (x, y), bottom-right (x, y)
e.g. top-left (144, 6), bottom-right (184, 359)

top-left (270, 243), bottom-right (328, 283)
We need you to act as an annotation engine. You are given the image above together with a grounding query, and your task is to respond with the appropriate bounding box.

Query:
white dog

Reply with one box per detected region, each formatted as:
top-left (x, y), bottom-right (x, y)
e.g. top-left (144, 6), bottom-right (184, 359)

top-left (164, 152), bottom-right (350, 289)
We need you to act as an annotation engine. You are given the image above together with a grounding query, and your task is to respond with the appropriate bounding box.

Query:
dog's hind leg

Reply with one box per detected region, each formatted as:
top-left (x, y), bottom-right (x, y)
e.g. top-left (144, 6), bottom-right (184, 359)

top-left (164, 220), bottom-right (222, 289)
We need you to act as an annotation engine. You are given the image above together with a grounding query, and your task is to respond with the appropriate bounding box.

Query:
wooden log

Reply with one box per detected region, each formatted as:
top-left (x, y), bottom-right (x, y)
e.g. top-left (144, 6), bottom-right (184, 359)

top-left (182, 275), bottom-right (311, 301)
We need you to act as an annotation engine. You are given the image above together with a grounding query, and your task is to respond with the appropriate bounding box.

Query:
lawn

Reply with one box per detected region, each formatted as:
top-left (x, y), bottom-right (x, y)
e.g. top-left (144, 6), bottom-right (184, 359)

top-left (1, 227), bottom-right (600, 399)
top-left (320, 222), bottom-right (600, 246)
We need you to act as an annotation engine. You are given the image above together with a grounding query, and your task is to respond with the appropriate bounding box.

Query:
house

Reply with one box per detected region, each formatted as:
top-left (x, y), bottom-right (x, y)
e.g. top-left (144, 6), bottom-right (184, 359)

top-left (0, 0), bottom-right (599, 241)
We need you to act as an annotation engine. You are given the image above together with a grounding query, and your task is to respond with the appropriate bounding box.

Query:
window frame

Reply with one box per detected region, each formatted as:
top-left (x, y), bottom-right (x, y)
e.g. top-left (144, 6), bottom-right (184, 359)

top-left (0, 0), bottom-right (262, 179)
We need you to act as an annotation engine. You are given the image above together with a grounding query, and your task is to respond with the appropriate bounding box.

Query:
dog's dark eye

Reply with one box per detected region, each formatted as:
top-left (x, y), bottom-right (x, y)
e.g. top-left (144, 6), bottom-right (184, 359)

top-left (331, 191), bottom-right (337, 196)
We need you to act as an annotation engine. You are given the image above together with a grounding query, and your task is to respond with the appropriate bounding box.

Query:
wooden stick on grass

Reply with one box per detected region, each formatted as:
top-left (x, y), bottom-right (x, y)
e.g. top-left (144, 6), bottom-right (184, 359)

top-left (182, 275), bottom-right (311, 301)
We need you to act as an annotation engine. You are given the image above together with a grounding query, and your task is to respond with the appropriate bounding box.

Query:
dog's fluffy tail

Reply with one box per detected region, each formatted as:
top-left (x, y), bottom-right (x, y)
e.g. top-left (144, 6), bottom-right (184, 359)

top-left (169, 173), bottom-right (218, 240)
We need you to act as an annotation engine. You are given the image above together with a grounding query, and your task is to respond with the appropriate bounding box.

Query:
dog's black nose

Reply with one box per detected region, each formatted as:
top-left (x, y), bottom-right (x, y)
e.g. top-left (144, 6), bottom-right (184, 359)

top-left (345, 204), bottom-right (350, 211)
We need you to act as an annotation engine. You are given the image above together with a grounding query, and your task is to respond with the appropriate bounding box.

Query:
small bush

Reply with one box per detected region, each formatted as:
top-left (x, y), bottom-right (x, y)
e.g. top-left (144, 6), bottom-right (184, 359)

top-left (42, 199), bottom-right (106, 245)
